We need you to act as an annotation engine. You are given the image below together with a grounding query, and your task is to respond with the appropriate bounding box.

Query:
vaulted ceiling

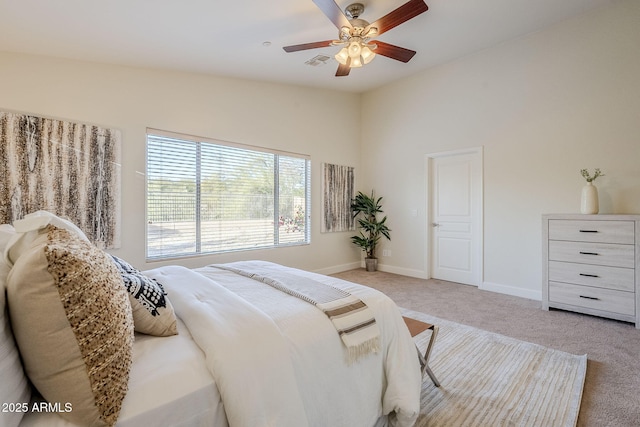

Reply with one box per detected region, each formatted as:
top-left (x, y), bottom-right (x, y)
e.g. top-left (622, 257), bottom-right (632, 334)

top-left (0, 0), bottom-right (613, 92)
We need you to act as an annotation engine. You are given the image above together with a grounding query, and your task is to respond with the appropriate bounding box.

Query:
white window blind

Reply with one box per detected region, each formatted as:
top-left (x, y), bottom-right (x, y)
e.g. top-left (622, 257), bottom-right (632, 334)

top-left (146, 131), bottom-right (311, 260)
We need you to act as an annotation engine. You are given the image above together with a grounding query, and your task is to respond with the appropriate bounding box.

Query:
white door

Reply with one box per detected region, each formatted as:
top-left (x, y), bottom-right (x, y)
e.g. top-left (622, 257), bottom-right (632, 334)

top-left (428, 148), bottom-right (482, 286)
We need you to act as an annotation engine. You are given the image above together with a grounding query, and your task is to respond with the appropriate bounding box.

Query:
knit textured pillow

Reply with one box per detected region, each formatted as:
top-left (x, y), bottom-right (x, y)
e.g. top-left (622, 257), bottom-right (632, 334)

top-left (6, 225), bottom-right (134, 427)
top-left (110, 255), bottom-right (177, 336)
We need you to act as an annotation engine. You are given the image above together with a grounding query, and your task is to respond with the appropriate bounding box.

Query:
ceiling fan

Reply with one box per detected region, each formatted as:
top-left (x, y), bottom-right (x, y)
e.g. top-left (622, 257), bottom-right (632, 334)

top-left (283, 0), bottom-right (429, 77)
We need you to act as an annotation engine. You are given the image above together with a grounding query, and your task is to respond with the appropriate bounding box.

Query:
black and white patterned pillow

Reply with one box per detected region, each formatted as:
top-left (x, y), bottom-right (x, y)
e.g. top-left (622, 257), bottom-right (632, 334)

top-left (111, 255), bottom-right (178, 336)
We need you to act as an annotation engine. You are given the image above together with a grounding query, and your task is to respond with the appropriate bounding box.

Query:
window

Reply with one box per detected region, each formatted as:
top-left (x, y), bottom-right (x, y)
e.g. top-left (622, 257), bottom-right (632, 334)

top-left (146, 130), bottom-right (311, 260)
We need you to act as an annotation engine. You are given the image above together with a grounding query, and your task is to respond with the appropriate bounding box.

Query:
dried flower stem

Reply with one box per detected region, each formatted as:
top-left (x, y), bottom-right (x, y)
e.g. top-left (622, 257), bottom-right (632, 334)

top-left (580, 168), bottom-right (604, 183)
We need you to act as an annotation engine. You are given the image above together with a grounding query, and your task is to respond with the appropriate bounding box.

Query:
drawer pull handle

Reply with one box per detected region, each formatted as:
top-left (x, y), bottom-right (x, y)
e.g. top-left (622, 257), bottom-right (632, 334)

top-left (579, 295), bottom-right (600, 301)
top-left (579, 230), bottom-right (599, 233)
top-left (579, 273), bottom-right (600, 278)
top-left (579, 251), bottom-right (599, 256)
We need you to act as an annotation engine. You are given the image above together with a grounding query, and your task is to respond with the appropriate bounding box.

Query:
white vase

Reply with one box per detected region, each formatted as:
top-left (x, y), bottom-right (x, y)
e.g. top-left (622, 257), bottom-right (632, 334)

top-left (580, 182), bottom-right (599, 214)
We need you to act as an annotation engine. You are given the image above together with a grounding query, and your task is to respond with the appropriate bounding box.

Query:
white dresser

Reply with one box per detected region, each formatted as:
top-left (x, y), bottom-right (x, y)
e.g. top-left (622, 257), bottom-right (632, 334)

top-left (542, 214), bottom-right (640, 329)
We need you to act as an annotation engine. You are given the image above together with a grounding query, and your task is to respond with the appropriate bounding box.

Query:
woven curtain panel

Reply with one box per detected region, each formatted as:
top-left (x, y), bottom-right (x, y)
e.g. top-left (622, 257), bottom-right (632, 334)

top-left (0, 111), bottom-right (121, 249)
top-left (322, 163), bottom-right (355, 233)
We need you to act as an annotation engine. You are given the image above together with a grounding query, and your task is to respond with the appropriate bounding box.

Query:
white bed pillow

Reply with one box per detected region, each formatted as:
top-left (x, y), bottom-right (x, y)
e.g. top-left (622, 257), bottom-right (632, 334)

top-left (110, 255), bottom-right (178, 337)
top-left (4, 210), bottom-right (90, 268)
top-left (6, 225), bottom-right (134, 427)
top-left (0, 224), bottom-right (31, 427)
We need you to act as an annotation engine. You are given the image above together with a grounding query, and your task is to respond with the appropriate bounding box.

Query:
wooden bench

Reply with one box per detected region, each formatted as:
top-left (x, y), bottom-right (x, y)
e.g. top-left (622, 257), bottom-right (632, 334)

top-left (402, 317), bottom-right (440, 387)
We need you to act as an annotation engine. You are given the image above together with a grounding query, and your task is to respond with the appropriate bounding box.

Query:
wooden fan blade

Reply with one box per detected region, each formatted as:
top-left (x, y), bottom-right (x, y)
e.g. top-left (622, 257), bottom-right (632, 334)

top-left (373, 41), bottom-right (417, 63)
top-left (313, 0), bottom-right (353, 30)
top-left (283, 40), bottom-right (334, 53)
top-left (335, 62), bottom-right (351, 77)
top-left (366, 0), bottom-right (428, 36)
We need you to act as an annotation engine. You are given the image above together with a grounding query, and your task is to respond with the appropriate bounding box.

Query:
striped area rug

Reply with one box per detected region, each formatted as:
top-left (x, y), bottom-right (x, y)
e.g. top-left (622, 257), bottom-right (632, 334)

top-left (402, 308), bottom-right (587, 427)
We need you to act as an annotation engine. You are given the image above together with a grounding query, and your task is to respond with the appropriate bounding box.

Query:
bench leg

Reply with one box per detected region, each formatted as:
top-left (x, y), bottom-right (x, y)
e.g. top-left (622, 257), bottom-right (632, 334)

top-left (424, 365), bottom-right (440, 387)
top-left (423, 325), bottom-right (440, 387)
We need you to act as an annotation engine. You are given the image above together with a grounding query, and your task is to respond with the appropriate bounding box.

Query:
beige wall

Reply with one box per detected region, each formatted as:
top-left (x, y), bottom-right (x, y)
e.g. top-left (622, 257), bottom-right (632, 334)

top-left (361, 0), bottom-right (640, 298)
top-left (1, 0), bottom-right (638, 299)
top-left (0, 53), bottom-right (363, 273)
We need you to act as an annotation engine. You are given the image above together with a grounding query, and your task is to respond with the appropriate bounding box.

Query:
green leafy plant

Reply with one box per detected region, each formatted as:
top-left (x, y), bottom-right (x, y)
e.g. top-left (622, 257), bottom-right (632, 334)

top-left (580, 168), bottom-right (604, 182)
top-left (350, 190), bottom-right (391, 259)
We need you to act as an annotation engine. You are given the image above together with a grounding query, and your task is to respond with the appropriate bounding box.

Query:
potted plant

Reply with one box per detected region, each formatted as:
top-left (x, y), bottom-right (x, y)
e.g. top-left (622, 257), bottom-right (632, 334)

top-left (350, 190), bottom-right (391, 272)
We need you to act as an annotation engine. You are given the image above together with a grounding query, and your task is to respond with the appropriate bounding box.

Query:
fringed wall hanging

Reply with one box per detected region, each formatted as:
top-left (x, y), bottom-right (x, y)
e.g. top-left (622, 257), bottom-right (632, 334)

top-left (0, 111), bottom-right (121, 248)
top-left (321, 163), bottom-right (355, 233)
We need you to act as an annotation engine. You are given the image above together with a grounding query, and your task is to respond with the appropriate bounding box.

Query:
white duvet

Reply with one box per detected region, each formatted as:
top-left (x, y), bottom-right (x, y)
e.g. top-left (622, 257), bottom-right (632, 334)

top-left (19, 261), bottom-right (421, 427)
top-left (145, 261), bottom-right (422, 427)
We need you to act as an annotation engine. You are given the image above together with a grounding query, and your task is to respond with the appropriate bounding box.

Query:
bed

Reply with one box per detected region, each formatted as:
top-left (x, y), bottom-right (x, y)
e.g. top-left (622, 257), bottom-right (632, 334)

top-left (1, 212), bottom-right (421, 427)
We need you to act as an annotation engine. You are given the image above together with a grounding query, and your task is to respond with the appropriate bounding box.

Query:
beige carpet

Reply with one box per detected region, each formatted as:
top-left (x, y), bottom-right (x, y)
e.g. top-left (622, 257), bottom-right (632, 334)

top-left (332, 269), bottom-right (640, 426)
top-left (403, 308), bottom-right (587, 427)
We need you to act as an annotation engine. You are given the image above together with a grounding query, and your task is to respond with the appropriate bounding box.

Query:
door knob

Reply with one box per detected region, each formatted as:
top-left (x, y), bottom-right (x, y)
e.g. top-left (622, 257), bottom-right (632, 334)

top-left (432, 223), bottom-right (440, 227)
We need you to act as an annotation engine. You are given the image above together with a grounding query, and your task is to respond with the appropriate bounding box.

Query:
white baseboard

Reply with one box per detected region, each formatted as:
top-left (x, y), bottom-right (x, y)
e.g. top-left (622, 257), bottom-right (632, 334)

top-left (376, 263), bottom-right (429, 279)
top-left (316, 262), bottom-right (541, 302)
top-left (314, 261), bottom-right (428, 279)
top-left (480, 281), bottom-right (541, 301)
top-left (314, 261), bottom-right (362, 275)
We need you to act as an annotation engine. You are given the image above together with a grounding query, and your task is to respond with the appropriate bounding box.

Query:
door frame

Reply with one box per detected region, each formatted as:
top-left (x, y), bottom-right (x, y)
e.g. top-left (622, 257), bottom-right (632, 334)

top-left (424, 146), bottom-right (484, 285)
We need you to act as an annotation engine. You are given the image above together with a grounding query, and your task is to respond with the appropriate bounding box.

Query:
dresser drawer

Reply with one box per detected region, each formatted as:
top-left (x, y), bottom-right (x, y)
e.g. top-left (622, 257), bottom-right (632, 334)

top-left (548, 240), bottom-right (635, 268)
top-left (548, 261), bottom-right (635, 292)
top-left (548, 219), bottom-right (635, 244)
top-left (549, 281), bottom-right (635, 316)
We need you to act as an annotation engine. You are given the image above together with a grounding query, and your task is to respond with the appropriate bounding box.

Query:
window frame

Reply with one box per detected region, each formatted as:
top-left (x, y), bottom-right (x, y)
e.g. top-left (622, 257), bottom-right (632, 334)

top-left (145, 128), bottom-right (311, 261)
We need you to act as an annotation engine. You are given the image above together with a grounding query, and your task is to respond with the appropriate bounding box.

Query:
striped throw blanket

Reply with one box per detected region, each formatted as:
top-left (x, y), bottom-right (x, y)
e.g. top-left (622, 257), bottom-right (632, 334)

top-left (213, 263), bottom-right (381, 363)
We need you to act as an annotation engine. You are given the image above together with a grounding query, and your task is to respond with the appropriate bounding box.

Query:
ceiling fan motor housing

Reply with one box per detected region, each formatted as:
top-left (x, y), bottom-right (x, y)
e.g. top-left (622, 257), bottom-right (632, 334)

top-left (349, 18), bottom-right (370, 30)
top-left (345, 3), bottom-right (371, 33)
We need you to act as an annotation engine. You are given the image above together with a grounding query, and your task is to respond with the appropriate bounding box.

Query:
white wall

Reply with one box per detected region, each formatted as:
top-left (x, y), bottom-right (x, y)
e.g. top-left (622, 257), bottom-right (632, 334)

top-left (1, 0), bottom-right (638, 298)
top-left (0, 53), bottom-right (363, 273)
top-left (360, 0), bottom-right (640, 298)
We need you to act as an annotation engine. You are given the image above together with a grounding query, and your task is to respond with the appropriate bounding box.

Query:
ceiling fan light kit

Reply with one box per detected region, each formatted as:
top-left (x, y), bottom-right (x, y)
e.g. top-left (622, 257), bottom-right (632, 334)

top-left (334, 39), bottom-right (376, 67)
top-left (283, 0), bottom-right (429, 77)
